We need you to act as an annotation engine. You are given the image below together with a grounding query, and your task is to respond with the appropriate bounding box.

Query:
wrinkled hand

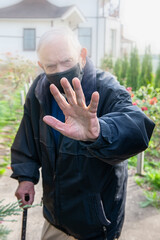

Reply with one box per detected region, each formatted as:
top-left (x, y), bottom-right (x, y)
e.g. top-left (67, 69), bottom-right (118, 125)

top-left (43, 77), bottom-right (100, 141)
top-left (15, 181), bottom-right (35, 207)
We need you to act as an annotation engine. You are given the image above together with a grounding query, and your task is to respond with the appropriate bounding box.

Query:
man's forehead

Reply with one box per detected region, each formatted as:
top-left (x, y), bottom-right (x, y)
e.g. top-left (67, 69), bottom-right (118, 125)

top-left (45, 35), bottom-right (70, 48)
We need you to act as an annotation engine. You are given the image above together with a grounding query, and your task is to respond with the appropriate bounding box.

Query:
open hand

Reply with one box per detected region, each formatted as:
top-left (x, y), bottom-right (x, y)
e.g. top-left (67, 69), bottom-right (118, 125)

top-left (43, 77), bottom-right (100, 141)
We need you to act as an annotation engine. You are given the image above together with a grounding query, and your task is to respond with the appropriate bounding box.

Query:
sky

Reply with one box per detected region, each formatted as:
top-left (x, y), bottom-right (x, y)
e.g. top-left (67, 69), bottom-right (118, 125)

top-left (120, 0), bottom-right (160, 55)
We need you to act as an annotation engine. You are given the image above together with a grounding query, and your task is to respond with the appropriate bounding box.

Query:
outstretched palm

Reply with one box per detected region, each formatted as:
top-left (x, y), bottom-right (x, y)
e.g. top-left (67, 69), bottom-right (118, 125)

top-left (43, 77), bottom-right (100, 141)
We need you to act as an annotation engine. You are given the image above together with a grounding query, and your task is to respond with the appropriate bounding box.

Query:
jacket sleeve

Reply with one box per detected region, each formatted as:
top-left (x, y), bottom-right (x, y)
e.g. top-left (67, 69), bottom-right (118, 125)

top-left (11, 87), bottom-right (41, 184)
top-left (80, 84), bottom-right (155, 165)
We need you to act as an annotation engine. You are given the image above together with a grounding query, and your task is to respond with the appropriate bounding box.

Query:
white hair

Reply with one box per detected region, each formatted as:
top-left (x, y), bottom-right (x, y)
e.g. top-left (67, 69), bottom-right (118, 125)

top-left (37, 26), bottom-right (82, 58)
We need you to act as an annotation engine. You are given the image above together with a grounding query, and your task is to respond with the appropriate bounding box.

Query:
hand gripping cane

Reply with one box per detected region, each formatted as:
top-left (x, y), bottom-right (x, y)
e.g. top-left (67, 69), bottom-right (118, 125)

top-left (21, 194), bottom-right (30, 240)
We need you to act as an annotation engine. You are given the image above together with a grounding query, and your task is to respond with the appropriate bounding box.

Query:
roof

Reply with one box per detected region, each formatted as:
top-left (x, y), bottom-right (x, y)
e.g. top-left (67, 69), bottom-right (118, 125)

top-left (121, 36), bottom-right (134, 44)
top-left (0, 0), bottom-right (73, 19)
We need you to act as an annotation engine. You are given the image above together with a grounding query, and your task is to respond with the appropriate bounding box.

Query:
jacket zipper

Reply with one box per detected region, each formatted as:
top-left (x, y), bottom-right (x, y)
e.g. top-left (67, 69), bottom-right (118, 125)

top-left (100, 200), bottom-right (111, 225)
top-left (103, 226), bottom-right (107, 240)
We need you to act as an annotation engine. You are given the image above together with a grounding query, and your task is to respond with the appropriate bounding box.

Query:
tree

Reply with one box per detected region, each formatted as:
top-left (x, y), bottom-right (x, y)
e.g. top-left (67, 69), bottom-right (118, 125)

top-left (139, 45), bottom-right (153, 87)
top-left (101, 55), bottom-right (113, 72)
top-left (127, 47), bottom-right (140, 90)
top-left (114, 58), bottom-right (122, 84)
top-left (121, 54), bottom-right (129, 85)
top-left (154, 55), bottom-right (160, 88)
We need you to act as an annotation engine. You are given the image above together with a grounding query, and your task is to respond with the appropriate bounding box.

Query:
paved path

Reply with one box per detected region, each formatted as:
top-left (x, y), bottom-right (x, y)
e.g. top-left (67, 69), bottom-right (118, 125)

top-left (119, 169), bottom-right (160, 240)
top-left (0, 169), bottom-right (160, 240)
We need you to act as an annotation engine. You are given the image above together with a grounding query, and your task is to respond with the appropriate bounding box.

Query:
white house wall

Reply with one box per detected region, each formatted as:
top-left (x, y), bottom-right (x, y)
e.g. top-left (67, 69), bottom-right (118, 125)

top-left (50, 0), bottom-right (103, 66)
top-left (0, 19), bottom-right (68, 61)
top-left (105, 17), bottom-right (121, 60)
top-left (49, 0), bottom-right (122, 67)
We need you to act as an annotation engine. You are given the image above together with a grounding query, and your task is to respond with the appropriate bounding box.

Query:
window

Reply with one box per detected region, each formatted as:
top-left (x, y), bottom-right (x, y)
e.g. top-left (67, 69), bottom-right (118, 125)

top-left (23, 29), bottom-right (36, 51)
top-left (78, 28), bottom-right (92, 57)
top-left (110, 29), bottom-right (117, 57)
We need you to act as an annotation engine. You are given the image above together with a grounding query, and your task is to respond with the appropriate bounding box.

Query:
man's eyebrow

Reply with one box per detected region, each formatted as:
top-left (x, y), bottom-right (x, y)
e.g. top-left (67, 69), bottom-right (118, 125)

top-left (45, 63), bottom-right (57, 68)
top-left (61, 58), bottom-right (73, 63)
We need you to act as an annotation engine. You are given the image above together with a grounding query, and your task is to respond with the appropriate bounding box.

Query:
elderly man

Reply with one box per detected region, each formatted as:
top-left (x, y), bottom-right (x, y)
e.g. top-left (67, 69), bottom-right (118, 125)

top-left (11, 27), bottom-right (154, 240)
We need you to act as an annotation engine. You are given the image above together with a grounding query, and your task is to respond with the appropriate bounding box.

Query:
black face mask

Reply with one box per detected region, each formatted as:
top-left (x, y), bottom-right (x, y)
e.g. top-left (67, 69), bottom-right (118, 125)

top-left (46, 63), bottom-right (83, 94)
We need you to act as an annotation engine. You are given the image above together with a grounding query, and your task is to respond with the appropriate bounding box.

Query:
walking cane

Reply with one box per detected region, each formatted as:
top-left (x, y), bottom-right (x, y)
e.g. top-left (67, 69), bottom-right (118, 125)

top-left (21, 194), bottom-right (30, 240)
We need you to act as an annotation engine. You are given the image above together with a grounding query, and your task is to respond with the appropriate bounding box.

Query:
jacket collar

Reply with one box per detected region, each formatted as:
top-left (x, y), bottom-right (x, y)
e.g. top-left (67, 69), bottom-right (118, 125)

top-left (81, 57), bottom-right (96, 106)
top-left (35, 57), bottom-right (97, 113)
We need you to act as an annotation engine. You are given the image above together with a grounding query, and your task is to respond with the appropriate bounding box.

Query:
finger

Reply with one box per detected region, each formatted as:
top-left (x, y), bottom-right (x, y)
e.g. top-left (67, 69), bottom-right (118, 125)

top-left (43, 116), bottom-right (66, 133)
top-left (88, 92), bottom-right (99, 113)
top-left (72, 78), bottom-right (86, 107)
top-left (15, 191), bottom-right (23, 207)
top-left (26, 193), bottom-right (34, 206)
top-left (60, 78), bottom-right (76, 105)
top-left (21, 194), bottom-right (34, 208)
top-left (17, 194), bottom-right (26, 207)
top-left (50, 84), bottom-right (69, 112)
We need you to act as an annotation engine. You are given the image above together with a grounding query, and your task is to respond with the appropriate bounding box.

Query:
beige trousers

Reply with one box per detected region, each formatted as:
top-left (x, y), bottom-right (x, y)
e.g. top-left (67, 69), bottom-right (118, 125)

top-left (41, 220), bottom-right (76, 240)
top-left (41, 219), bottom-right (118, 240)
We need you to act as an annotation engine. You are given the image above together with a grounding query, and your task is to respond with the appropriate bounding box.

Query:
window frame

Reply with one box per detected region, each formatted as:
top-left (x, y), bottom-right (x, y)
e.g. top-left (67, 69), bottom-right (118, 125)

top-left (23, 28), bottom-right (36, 51)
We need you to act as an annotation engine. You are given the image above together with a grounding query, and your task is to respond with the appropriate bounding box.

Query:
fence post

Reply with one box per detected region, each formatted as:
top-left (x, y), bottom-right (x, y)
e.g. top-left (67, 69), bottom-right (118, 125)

top-left (137, 151), bottom-right (144, 175)
top-left (20, 77), bottom-right (33, 105)
top-left (29, 77), bottom-right (33, 88)
top-left (24, 83), bottom-right (29, 95)
top-left (20, 90), bottom-right (25, 106)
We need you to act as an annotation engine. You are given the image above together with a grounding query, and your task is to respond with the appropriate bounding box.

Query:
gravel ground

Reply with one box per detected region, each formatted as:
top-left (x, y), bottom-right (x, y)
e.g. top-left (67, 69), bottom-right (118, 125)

top-left (0, 168), bottom-right (160, 240)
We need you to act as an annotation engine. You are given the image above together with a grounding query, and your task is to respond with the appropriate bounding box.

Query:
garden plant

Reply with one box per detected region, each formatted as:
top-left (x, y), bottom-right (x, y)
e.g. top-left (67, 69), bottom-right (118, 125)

top-left (0, 53), bottom-right (38, 239)
top-left (101, 47), bottom-right (160, 209)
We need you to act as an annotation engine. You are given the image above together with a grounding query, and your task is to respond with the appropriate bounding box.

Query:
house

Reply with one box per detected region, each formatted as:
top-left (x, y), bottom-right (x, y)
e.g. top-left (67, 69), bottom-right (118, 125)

top-left (0, 0), bottom-right (131, 66)
top-left (0, 0), bottom-right (85, 61)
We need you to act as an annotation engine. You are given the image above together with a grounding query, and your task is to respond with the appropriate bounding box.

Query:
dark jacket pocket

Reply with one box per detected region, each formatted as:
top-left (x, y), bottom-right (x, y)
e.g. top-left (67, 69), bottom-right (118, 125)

top-left (89, 193), bottom-right (111, 227)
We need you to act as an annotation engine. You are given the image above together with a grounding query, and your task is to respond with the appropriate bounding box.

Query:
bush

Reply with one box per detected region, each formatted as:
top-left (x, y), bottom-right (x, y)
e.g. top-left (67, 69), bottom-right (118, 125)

top-left (0, 200), bottom-right (22, 240)
top-left (127, 85), bottom-right (160, 209)
top-left (0, 55), bottom-right (38, 175)
top-left (154, 55), bottom-right (160, 88)
top-left (127, 85), bottom-right (160, 158)
top-left (100, 55), bottom-right (113, 72)
top-left (127, 46), bottom-right (140, 90)
top-left (139, 46), bottom-right (153, 87)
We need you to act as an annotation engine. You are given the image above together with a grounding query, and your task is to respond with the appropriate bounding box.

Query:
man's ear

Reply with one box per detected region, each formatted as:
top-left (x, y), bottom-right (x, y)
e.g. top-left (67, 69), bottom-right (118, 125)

top-left (80, 48), bottom-right (87, 67)
top-left (38, 61), bottom-right (44, 70)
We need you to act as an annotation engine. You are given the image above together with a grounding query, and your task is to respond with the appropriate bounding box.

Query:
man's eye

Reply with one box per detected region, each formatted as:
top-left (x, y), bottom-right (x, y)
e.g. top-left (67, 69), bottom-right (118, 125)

top-left (63, 60), bottom-right (72, 66)
top-left (64, 60), bottom-right (70, 64)
top-left (47, 65), bottom-right (56, 70)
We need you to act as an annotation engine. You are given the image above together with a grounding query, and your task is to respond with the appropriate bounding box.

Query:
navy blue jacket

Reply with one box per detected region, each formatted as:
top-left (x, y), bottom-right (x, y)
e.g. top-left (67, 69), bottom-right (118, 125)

top-left (11, 59), bottom-right (155, 240)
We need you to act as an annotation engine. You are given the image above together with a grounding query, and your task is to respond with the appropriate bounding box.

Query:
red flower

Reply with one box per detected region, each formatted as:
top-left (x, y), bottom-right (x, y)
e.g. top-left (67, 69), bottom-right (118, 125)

top-left (141, 106), bottom-right (148, 111)
top-left (132, 100), bottom-right (139, 105)
top-left (131, 93), bottom-right (134, 98)
top-left (126, 87), bottom-right (132, 91)
top-left (149, 97), bottom-right (158, 105)
top-left (126, 87), bottom-right (132, 92)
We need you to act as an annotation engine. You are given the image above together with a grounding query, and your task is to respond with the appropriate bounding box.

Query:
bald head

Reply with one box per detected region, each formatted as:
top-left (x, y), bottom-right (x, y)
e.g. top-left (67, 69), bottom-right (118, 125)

top-left (37, 27), bottom-right (87, 74)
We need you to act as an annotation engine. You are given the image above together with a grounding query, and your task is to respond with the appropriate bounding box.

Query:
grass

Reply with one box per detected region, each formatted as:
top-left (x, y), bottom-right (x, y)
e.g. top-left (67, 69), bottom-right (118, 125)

top-left (129, 155), bottom-right (160, 209)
